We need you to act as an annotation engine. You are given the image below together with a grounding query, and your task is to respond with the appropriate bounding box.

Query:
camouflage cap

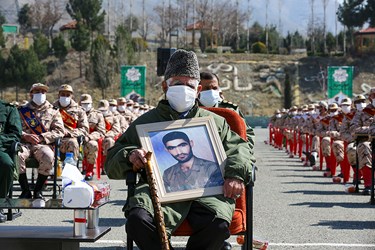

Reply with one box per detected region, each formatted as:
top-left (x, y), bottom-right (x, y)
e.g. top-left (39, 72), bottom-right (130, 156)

top-left (108, 99), bottom-right (117, 106)
top-left (354, 94), bottom-right (366, 103)
top-left (98, 100), bottom-right (109, 111)
top-left (127, 99), bottom-right (134, 105)
top-left (30, 83), bottom-right (49, 93)
top-left (80, 94), bottom-right (92, 104)
top-left (274, 109), bottom-right (281, 114)
top-left (328, 103), bottom-right (339, 110)
top-left (280, 108), bottom-right (286, 113)
top-left (290, 106), bottom-right (298, 111)
top-left (308, 104), bottom-right (315, 110)
top-left (340, 98), bottom-right (352, 106)
top-left (117, 97), bottom-right (127, 103)
top-left (133, 102), bottom-right (140, 108)
top-left (59, 84), bottom-right (73, 93)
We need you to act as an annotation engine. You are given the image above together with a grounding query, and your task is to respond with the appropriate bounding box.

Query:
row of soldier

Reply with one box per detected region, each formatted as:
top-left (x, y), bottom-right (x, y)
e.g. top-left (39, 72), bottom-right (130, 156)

top-left (16, 82), bottom-right (151, 200)
top-left (269, 90), bottom-right (375, 195)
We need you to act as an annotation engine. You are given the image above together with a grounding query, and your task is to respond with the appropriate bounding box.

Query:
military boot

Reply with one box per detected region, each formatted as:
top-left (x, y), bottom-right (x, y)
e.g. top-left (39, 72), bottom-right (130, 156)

top-left (18, 173), bottom-right (32, 199)
top-left (33, 174), bottom-right (48, 199)
top-left (84, 164), bottom-right (94, 181)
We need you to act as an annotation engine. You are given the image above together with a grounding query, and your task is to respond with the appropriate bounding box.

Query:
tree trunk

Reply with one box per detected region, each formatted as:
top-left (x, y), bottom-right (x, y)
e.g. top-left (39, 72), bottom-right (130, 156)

top-left (79, 52), bottom-right (82, 78)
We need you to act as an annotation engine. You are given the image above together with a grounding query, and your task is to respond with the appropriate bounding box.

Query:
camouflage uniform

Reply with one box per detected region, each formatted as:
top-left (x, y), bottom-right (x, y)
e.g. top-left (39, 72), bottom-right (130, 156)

top-left (19, 100), bottom-right (65, 176)
top-left (117, 97), bottom-right (136, 124)
top-left (338, 99), bottom-right (357, 166)
top-left (109, 99), bottom-right (129, 133)
top-left (54, 84), bottom-right (89, 160)
top-left (98, 100), bottom-right (121, 157)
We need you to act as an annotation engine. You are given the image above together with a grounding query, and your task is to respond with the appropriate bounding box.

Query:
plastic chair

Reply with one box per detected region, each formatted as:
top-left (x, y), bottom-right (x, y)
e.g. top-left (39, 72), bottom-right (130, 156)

top-left (126, 107), bottom-right (256, 250)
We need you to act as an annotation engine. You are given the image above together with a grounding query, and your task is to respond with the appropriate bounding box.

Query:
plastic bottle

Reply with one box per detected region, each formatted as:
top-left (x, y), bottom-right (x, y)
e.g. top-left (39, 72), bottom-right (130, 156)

top-left (63, 152), bottom-right (77, 169)
top-left (56, 151), bottom-right (62, 177)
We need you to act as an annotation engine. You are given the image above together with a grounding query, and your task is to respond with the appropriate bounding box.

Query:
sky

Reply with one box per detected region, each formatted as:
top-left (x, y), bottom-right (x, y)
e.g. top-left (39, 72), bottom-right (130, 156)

top-left (1, 0), bottom-right (347, 37)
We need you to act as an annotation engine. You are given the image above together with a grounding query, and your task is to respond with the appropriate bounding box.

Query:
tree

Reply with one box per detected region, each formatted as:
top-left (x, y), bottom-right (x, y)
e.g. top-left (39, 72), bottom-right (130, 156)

top-left (18, 4), bottom-right (32, 35)
top-left (32, 32), bottom-right (50, 60)
top-left (3, 46), bottom-right (46, 101)
top-left (0, 12), bottom-right (5, 48)
top-left (52, 35), bottom-right (68, 60)
top-left (114, 25), bottom-right (135, 68)
top-left (326, 32), bottom-right (336, 53)
top-left (66, 0), bottom-right (106, 41)
top-left (337, 0), bottom-right (367, 49)
top-left (70, 23), bottom-right (90, 78)
top-left (29, 0), bottom-right (64, 48)
top-left (91, 35), bottom-right (113, 98)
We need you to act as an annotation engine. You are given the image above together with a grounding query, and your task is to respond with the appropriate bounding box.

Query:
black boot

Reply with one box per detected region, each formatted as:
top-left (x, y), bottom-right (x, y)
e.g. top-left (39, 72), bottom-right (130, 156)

top-left (33, 174), bottom-right (48, 199)
top-left (18, 173), bottom-right (32, 199)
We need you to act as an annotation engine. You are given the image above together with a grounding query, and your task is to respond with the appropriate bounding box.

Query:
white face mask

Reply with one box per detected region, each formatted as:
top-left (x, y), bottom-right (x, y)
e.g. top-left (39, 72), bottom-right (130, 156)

top-left (199, 89), bottom-right (222, 107)
top-left (59, 96), bottom-right (71, 107)
top-left (118, 105), bottom-right (126, 112)
top-left (109, 106), bottom-right (117, 113)
top-left (101, 110), bottom-right (108, 116)
top-left (33, 93), bottom-right (46, 106)
top-left (81, 103), bottom-right (92, 112)
top-left (166, 85), bottom-right (197, 113)
top-left (330, 111), bottom-right (338, 117)
top-left (276, 114), bottom-right (282, 118)
top-left (291, 111), bottom-right (297, 116)
top-left (127, 106), bottom-right (133, 111)
top-left (341, 105), bottom-right (351, 114)
top-left (356, 103), bottom-right (366, 111)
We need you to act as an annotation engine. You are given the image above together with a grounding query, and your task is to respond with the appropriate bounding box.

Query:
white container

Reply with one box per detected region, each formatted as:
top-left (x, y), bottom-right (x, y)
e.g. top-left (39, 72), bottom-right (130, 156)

top-left (63, 182), bottom-right (94, 208)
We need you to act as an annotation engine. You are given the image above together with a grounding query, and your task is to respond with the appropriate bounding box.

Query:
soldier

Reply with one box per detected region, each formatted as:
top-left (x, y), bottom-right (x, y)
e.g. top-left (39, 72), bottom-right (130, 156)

top-left (284, 106), bottom-right (298, 158)
top-left (198, 71), bottom-right (255, 157)
top-left (108, 99), bottom-right (129, 133)
top-left (328, 103), bottom-right (351, 182)
top-left (53, 84), bottom-right (89, 161)
top-left (79, 94), bottom-right (106, 181)
top-left (18, 83), bottom-right (65, 199)
top-left (350, 90), bottom-right (374, 195)
top-left (98, 100), bottom-right (121, 171)
top-left (117, 97), bottom-right (136, 124)
top-left (0, 99), bottom-right (22, 222)
top-left (339, 97), bottom-right (358, 184)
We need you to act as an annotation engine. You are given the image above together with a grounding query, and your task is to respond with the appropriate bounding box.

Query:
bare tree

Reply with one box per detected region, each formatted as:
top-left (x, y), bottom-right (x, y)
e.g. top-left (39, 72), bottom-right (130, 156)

top-left (309, 0), bottom-right (316, 54)
top-left (322, 0), bottom-right (329, 54)
top-left (29, 0), bottom-right (64, 48)
top-left (153, 0), bottom-right (180, 47)
top-left (138, 0), bottom-right (152, 42)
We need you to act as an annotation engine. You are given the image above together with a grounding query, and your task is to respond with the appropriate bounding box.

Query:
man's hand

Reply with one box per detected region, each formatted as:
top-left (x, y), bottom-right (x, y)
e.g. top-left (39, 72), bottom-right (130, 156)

top-left (223, 178), bottom-right (245, 200)
top-left (23, 133), bottom-right (42, 145)
top-left (128, 148), bottom-right (148, 171)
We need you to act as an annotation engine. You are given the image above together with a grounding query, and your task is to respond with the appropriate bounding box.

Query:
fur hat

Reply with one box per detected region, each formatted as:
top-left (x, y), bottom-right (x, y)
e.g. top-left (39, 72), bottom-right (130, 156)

top-left (164, 49), bottom-right (200, 81)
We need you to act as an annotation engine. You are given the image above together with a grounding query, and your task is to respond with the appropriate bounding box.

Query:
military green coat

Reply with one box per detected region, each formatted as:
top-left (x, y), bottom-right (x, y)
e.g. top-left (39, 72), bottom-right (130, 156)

top-left (105, 100), bottom-right (254, 235)
top-left (0, 100), bottom-right (22, 152)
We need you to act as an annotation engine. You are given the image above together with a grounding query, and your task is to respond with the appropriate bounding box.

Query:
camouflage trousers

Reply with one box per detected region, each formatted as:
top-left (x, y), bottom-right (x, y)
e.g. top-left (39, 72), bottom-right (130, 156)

top-left (60, 137), bottom-right (79, 161)
top-left (357, 141), bottom-right (372, 169)
top-left (103, 137), bottom-right (115, 156)
top-left (321, 136), bottom-right (331, 157)
top-left (19, 143), bottom-right (54, 176)
top-left (84, 140), bottom-right (99, 165)
top-left (311, 135), bottom-right (320, 152)
top-left (332, 140), bottom-right (344, 163)
top-left (347, 142), bottom-right (357, 166)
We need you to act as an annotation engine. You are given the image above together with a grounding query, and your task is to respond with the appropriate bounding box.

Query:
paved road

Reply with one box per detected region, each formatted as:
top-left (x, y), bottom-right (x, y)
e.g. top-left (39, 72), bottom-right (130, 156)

top-left (6, 128), bottom-right (375, 249)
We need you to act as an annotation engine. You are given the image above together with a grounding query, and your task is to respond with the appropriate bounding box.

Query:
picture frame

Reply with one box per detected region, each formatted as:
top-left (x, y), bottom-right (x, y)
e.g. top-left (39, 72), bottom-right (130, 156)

top-left (136, 116), bottom-right (227, 203)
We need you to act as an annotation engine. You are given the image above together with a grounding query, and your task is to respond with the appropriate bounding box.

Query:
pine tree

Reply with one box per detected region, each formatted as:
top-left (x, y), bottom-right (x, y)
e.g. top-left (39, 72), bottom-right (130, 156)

top-left (70, 23), bottom-right (90, 78)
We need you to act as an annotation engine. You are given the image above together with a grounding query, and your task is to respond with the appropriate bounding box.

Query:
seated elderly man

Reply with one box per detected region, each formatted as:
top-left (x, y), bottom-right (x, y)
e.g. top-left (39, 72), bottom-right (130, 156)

top-left (105, 49), bottom-right (255, 250)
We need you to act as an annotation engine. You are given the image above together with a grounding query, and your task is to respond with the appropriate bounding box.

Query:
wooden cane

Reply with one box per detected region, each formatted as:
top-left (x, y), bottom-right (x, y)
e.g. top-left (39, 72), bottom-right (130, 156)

top-left (144, 152), bottom-right (170, 250)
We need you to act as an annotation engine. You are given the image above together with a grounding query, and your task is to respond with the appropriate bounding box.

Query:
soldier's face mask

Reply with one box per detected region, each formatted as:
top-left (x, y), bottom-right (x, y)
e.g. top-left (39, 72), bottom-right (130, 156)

top-left (118, 105), bottom-right (126, 112)
top-left (81, 103), bottom-right (92, 112)
top-left (291, 111), bottom-right (297, 116)
top-left (109, 106), bottom-right (117, 113)
top-left (329, 111), bottom-right (338, 117)
top-left (356, 102), bottom-right (366, 111)
top-left (59, 96), bottom-right (71, 107)
top-left (341, 105), bottom-right (351, 114)
top-left (33, 93), bottom-right (46, 106)
top-left (166, 85), bottom-right (197, 113)
top-left (199, 89), bottom-right (222, 107)
top-left (276, 114), bottom-right (282, 118)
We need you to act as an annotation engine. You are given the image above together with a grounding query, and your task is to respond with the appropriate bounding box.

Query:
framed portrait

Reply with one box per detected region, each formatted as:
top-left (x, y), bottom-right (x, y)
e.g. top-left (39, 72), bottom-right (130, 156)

top-left (136, 116), bottom-right (227, 203)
